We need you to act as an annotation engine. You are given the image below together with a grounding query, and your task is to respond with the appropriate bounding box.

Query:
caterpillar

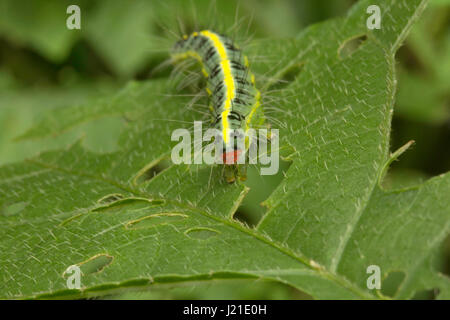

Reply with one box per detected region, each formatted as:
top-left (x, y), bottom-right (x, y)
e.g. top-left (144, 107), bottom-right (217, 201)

top-left (171, 30), bottom-right (265, 183)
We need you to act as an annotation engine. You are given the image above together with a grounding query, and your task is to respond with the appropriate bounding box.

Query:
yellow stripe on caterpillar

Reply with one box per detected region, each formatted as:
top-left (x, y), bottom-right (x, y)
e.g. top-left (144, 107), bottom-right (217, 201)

top-left (200, 30), bottom-right (236, 144)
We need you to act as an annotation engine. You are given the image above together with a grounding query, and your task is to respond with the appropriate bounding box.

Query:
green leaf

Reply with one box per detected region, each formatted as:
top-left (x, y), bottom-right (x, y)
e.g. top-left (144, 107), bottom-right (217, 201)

top-left (0, 83), bottom-right (119, 166)
top-left (1, 0), bottom-right (449, 300)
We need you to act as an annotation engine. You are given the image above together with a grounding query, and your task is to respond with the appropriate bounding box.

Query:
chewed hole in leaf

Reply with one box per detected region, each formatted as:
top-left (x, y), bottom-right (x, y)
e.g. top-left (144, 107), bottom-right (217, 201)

top-left (185, 227), bottom-right (220, 240)
top-left (93, 198), bottom-right (164, 212)
top-left (235, 159), bottom-right (292, 227)
top-left (67, 254), bottom-right (114, 276)
top-left (397, 44), bottom-right (428, 75)
top-left (1, 201), bottom-right (28, 216)
top-left (412, 288), bottom-right (440, 300)
top-left (267, 62), bottom-right (304, 91)
top-left (125, 213), bottom-right (188, 229)
top-left (97, 193), bottom-right (124, 204)
top-left (233, 210), bottom-right (253, 227)
top-left (134, 158), bottom-right (172, 184)
top-left (381, 271), bottom-right (405, 297)
top-left (338, 34), bottom-right (367, 59)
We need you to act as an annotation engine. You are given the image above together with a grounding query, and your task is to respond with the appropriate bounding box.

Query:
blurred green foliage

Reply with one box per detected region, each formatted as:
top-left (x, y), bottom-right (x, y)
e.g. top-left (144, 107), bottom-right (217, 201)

top-left (0, 0), bottom-right (448, 299)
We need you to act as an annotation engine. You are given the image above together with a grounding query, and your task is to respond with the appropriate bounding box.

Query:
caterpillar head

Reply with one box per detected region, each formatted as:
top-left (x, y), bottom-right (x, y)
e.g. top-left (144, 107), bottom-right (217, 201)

top-left (222, 149), bottom-right (242, 165)
top-left (221, 129), bottom-right (245, 165)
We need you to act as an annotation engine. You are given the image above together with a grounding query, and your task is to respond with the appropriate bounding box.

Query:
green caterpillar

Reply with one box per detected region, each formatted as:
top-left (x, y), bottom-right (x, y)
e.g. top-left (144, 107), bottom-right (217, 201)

top-left (171, 30), bottom-right (265, 183)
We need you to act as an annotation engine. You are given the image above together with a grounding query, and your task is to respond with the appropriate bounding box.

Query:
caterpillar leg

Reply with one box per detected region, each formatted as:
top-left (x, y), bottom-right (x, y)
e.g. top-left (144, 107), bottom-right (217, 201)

top-left (237, 164), bottom-right (247, 181)
top-left (224, 165), bottom-right (237, 183)
top-left (224, 165), bottom-right (247, 183)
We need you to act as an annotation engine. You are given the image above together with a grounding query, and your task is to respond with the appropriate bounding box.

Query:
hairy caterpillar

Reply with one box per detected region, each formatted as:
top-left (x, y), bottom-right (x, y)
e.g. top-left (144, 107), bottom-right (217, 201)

top-left (171, 30), bottom-right (266, 183)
